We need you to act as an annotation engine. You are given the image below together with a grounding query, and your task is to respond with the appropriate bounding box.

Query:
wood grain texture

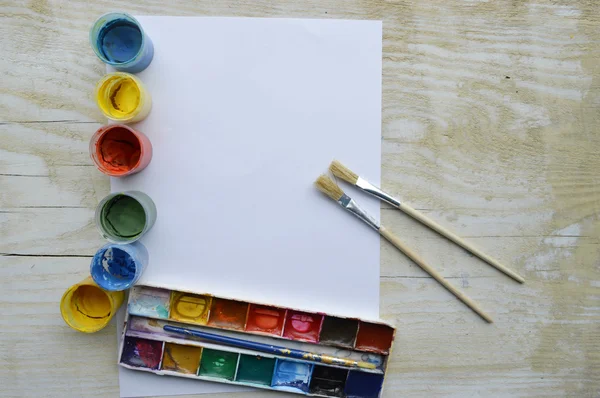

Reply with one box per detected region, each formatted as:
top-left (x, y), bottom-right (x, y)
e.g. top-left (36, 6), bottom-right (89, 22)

top-left (397, 202), bottom-right (526, 282)
top-left (379, 225), bottom-right (494, 323)
top-left (1, 0), bottom-right (599, 397)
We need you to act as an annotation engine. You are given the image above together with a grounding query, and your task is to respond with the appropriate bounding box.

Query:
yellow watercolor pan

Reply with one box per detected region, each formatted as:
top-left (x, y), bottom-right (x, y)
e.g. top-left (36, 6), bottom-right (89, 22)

top-left (161, 343), bottom-right (203, 374)
top-left (95, 72), bottom-right (152, 123)
top-left (169, 291), bottom-right (212, 325)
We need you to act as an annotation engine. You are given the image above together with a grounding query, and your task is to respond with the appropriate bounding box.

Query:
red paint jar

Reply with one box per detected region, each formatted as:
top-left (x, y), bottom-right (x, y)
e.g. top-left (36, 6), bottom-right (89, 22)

top-left (90, 124), bottom-right (152, 177)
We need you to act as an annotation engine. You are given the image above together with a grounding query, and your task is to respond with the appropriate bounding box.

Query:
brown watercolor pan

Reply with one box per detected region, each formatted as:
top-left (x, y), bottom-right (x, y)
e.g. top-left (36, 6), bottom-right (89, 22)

top-left (354, 321), bottom-right (395, 354)
top-left (207, 298), bottom-right (249, 331)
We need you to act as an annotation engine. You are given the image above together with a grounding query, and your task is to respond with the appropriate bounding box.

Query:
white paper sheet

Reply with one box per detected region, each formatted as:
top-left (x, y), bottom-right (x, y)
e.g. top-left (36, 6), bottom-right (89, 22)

top-left (111, 16), bottom-right (382, 397)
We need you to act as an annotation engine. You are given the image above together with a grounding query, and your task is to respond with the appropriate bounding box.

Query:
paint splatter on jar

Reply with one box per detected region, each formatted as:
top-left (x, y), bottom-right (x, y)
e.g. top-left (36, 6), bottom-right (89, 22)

top-left (90, 241), bottom-right (149, 291)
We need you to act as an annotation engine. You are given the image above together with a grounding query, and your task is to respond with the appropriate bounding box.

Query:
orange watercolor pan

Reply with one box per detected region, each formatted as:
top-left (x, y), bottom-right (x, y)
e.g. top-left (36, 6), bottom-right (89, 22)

top-left (354, 321), bottom-right (395, 354)
top-left (207, 298), bottom-right (249, 331)
top-left (282, 310), bottom-right (323, 343)
top-left (245, 304), bottom-right (287, 336)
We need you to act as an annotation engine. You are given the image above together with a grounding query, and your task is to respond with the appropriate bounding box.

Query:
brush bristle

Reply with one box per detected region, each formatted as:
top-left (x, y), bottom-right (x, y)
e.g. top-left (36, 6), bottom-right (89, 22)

top-left (315, 175), bottom-right (345, 202)
top-left (329, 160), bottom-right (358, 184)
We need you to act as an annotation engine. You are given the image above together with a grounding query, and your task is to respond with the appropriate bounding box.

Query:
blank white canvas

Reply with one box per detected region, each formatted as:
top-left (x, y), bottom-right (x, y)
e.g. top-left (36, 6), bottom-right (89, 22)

top-left (111, 16), bottom-right (382, 397)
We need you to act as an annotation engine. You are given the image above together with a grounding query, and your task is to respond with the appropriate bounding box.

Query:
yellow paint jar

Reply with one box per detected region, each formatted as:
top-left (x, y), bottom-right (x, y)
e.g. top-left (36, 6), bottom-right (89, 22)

top-left (60, 276), bottom-right (125, 333)
top-left (95, 72), bottom-right (152, 123)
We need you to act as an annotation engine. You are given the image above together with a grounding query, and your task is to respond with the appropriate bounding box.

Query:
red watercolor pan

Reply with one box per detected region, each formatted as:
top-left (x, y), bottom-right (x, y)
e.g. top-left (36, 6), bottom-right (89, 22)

top-left (90, 124), bottom-right (152, 177)
top-left (207, 298), bottom-right (249, 331)
top-left (120, 336), bottom-right (163, 370)
top-left (245, 304), bottom-right (287, 336)
top-left (354, 321), bottom-right (395, 354)
top-left (282, 310), bottom-right (323, 343)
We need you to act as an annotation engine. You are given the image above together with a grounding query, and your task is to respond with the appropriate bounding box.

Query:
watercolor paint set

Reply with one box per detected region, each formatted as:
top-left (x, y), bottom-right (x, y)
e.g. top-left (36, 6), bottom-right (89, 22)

top-left (119, 285), bottom-right (396, 397)
top-left (61, 12), bottom-right (401, 397)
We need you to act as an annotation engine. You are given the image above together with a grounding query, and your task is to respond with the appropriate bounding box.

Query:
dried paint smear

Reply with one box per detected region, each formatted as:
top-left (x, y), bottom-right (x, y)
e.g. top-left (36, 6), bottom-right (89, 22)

top-left (129, 286), bottom-right (170, 318)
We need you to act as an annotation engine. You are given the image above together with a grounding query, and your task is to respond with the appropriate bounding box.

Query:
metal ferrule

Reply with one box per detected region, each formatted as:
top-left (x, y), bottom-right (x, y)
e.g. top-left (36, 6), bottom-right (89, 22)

top-left (338, 194), bottom-right (381, 231)
top-left (356, 177), bottom-right (401, 208)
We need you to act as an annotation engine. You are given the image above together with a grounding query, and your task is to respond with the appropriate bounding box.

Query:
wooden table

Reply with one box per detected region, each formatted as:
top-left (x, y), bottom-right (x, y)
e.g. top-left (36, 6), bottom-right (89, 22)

top-left (2, 1), bottom-right (599, 397)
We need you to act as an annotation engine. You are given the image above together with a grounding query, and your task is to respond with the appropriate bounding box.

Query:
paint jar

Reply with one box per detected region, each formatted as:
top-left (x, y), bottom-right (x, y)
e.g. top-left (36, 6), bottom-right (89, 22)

top-left (90, 241), bottom-right (149, 291)
top-left (90, 12), bottom-right (154, 73)
top-left (95, 191), bottom-right (157, 243)
top-left (95, 72), bottom-right (152, 123)
top-left (90, 124), bottom-right (152, 177)
top-left (60, 276), bottom-right (125, 333)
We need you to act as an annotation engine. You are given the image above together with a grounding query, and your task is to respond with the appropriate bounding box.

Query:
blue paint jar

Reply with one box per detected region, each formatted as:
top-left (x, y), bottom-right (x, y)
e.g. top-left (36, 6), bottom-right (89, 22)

top-left (90, 241), bottom-right (149, 291)
top-left (90, 12), bottom-right (154, 73)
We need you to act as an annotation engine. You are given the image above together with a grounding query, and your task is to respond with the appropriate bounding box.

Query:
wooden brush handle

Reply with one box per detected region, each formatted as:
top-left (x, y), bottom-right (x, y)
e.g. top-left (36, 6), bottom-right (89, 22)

top-left (398, 203), bottom-right (524, 284)
top-left (379, 226), bottom-right (493, 323)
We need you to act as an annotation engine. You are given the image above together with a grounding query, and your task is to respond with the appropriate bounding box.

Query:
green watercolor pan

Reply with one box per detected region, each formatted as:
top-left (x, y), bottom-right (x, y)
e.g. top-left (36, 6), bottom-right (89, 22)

top-left (120, 285), bottom-right (396, 397)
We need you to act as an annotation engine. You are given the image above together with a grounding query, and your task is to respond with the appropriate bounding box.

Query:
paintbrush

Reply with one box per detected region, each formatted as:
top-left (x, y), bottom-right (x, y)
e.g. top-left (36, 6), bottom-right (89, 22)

top-left (329, 160), bottom-right (524, 284)
top-left (315, 175), bottom-right (493, 323)
top-left (163, 325), bottom-right (377, 370)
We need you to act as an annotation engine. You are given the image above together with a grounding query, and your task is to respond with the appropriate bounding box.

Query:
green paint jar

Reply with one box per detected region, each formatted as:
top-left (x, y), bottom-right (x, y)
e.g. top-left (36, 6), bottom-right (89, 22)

top-left (95, 191), bottom-right (157, 244)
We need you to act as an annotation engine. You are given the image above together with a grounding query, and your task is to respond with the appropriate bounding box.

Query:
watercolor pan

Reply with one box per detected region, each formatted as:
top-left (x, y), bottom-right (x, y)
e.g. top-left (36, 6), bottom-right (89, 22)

top-left (318, 316), bottom-right (359, 348)
top-left (129, 286), bottom-right (171, 319)
top-left (282, 310), bottom-right (323, 343)
top-left (309, 365), bottom-right (348, 397)
top-left (119, 285), bottom-right (395, 397)
top-left (161, 343), bottom-right (203, 374)
top-left (344, 371), bottom-right (384, 398)
top-left (235, 354), bottom-right (276, 386)
top-left (120, 336), bottom-right (163, 370)
top-left (271, 359), bottom-right (313, 393)
top-left (207, 298), bottom-right (249, 331)
top-left (245, 304), bottom-right (286, 336)
top-left (198, 348), bottom-right (239, 380)
top-left (169, 291), bottom-right (212, 325)
top-left (355, 322), bottom-right (395, 354)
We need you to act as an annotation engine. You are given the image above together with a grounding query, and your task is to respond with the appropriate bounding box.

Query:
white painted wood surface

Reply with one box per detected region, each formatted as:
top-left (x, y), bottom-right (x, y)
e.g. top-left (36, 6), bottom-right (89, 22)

top-left (1, 1), bottom-right (599, 397)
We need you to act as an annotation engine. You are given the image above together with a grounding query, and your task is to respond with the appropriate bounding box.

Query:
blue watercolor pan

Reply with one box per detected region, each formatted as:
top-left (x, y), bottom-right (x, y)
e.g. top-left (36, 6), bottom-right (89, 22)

top-left (344, 371), bottom-right (384, 398)
top-left (271, 359), bottom-right (313, 393)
